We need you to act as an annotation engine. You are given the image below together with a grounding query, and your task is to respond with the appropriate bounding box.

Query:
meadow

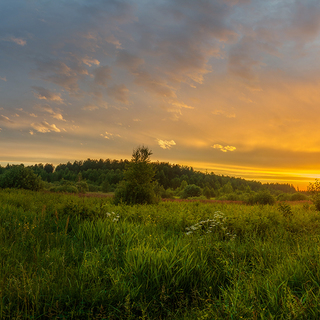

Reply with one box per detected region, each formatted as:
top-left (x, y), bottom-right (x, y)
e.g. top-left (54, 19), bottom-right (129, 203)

top-left (1, 189), bottom-right (320, 319)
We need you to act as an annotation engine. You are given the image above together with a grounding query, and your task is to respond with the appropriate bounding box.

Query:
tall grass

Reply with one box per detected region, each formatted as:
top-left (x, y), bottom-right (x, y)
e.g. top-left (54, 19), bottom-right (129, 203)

top-left (1, 189), bottom-right (320, 319)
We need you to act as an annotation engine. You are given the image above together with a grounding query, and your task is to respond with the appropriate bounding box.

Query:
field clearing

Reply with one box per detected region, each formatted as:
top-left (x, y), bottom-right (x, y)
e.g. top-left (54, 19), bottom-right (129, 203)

top-left (1, 189), bottom-right (320, 319)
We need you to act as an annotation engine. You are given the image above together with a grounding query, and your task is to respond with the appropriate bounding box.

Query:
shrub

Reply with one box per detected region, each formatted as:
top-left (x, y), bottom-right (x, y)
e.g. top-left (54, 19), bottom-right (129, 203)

top-left (203, 186), bottom-right (211, 199)
top-left (307, 179), bottom-right (320, 211)
top-left (180, 184), bottom-right (202, 199)
top-left (162, 188), bottom-right (175, 199)
top-left (290, 192), bottom-right (308, 201)
top-left (88, 184), bottom-right (101, 192)
top-left (49, 180), bottom-right (78, 193)
top-left (76, 181), bottom-right (89, 193)
top-left (0, 165), bottom-right (43, 191)
top-left (50, 185), bottom-right (79, 193)
top-left (313, 196), bottom-right (320, 211)
top-left (101, 180), bottom-right (110, 193)
top-left (277, 193), bottom-right (291, 201)
top-left (254, 191), bottom-right (276, 205)
top-left (245, 191), bottom-right (276, 205)
top-left (278, 202), bottom-right (293, 219)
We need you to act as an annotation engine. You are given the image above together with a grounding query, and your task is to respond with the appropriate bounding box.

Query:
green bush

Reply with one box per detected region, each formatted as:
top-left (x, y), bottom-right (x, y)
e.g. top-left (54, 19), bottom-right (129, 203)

top-left (254, 191), bottom-right (276, 205)
top-left (50, 185), bottom-right (79, 193)
top-left (0, 165), bottom-right (43, 191)
top-left (162, 188), bottom-right (175, 199)
top-left (245, 191), bottom-right (276, 205)
top-left (76, 180), bottom-right (89, 193)
top-left (180, 184), bottom-right (202, 199)
top-left (88, 184), bottom-right (101, 192)
top-left (49, 180), bottom-right (78, 193)
top-left (307, 180), bottom-right (320, 211)
top-left (290, 192), bottom-right (308, 201)
top-left (203, 186), bottom-right (211, 199)
top-left (101, 180), bottom-right (110, 193)
top-left (277, 193), bottom-right (291, 201)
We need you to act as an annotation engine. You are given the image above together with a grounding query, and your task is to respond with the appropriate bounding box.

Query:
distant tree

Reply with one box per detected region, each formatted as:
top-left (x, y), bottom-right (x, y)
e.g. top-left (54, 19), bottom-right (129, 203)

top-left (180, 180), bottom-right (188, 191)
top-left (0, 165), bottom-right (43, 191)
top-left (44, 163), bottom-right (55, 174)
top-left (203, 186), bottom-right (211, 199)
top-left (114, 146), bottom-right (158, 205)
top-left (101, 180), bottom-right (110, 193)
top-left (76, 180), bottom-right (89, 193)
top-left (181, 184), bottom-right (202, 199)
top-left (171, 177), bottom-right (181, 190)
top-left (222, 182), bottom-right (233, 194)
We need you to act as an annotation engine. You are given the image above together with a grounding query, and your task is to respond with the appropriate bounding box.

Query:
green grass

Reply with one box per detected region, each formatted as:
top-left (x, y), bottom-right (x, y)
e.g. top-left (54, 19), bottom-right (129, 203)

top-left (1, 189), bottom-right (320, 319)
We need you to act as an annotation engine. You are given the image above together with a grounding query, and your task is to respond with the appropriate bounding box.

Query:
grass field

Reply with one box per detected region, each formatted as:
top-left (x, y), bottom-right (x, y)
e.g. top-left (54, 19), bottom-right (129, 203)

top-left (1, 189), bottom-right (320, 319)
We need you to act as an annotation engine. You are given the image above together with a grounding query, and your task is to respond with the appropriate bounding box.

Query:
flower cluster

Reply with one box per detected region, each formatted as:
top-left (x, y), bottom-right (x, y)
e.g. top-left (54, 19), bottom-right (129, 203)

top-left (105, 212), bottom-right (120, 222)
top-left (185, 211), bottom-right (236, 240)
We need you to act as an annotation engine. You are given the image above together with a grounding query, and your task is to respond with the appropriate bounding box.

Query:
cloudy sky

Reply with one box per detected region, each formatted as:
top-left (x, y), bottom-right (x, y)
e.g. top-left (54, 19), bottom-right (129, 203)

top-left (1, 0), bottom-right (320, 189)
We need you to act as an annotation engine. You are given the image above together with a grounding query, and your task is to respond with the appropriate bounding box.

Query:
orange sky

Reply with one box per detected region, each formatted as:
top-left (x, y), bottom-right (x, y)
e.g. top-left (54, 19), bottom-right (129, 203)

top-left (1, 0), bottom-right (320, 191)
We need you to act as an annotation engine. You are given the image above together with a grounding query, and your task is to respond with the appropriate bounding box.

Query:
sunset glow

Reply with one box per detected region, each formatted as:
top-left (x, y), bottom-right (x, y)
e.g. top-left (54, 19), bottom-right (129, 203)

top-left (1, 0), bottom-right (320, 190)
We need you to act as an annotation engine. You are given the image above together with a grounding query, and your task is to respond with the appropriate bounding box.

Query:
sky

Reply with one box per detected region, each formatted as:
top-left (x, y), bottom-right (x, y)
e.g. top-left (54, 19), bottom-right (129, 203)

top-left (1, 0), bottom-right (320, 190)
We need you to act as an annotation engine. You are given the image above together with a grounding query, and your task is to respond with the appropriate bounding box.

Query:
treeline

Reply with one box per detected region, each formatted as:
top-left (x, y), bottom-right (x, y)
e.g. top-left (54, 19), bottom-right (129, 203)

top-left (0, 158), bottom-right (297, 195)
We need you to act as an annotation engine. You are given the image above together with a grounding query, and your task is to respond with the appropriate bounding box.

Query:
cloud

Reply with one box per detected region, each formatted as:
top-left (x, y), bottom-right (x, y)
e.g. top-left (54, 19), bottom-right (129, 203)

top-left (4, 37), bottom-right (27, 46)
top-left (212, 109), bottom-right (236, 118)
top-left (34, 59), bottom-right (88, 93)
top-left (161, 100), bottom-right (194, 117)
top-left (105, 35), bottom-right (122, 49)
top-left (82, 105), bottom-right (99, 111)
top-left (212, 144), bottom-right (236, 152)
top-left (107, 84), bottom-right (129, 103)
top-left (286, 3), bottom-right (320, 45)
top-left (0, 76), bottom-right (6, 81)
top-left (116, 50), bottom-right (144, 71)
top-left (134, 70), bottom-right (176, 97)
top-left (34, 104), bottom-right (65, 121)
top-left (0, 115), bottom-right (14, 124)
top-left (93, 66), bottom-right (112, 87)
top-left (31, 121), bottom-right (61, 133)
top-left (100, 131), bottom-right (121, 139)
top-left (81, 56), bottom-right (100, 67)
top-left (157, 139), bottom-right (176, 149)
top-left (32, 86), bottom-right (63, 103)
top-left (228, 36), bottom-right (265, 80)
top-left (133, 0), bottom-right (238, 85)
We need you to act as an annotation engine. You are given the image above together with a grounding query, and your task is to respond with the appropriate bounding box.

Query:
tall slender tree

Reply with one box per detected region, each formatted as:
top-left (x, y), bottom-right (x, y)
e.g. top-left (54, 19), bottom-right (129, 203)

top-left (114, 146), bottom-right (158, 205)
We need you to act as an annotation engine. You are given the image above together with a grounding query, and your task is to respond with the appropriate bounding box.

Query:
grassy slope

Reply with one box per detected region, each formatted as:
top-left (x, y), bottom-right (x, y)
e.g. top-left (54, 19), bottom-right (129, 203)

top-left (0, 189), bottom-right (320, 319)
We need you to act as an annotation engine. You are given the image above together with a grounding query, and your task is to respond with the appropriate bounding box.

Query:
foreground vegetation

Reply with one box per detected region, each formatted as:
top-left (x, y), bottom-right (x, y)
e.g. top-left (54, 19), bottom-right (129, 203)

top-left (1, 189), bottom-right (320, 319)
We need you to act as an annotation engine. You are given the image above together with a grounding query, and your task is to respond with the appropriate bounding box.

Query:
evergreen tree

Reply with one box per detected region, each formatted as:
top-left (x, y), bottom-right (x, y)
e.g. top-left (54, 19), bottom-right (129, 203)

top-left (114, 146), bottom-right (158, 205)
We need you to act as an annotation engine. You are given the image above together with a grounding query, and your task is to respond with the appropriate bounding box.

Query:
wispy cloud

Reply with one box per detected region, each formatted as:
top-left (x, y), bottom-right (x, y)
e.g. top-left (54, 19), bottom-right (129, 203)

top-left (157, 139), bottom-right (176, 150)
top-left (107, 84), bottom-right (129, 104)
top-left (0, 76), bottom-right (6, 81)
top-left (93, 66), bottom-right (112, 87)
top-left (100, 131), bottom-right (121, 140)
top-left (212, 144), bottom-right (236, 152)
top-left (82, 105), bottom-right (98, 111)
top-left (212, 109), bottom-right (236, 118)
top-left (31, 121), bottom-right (61, 133)
top-left (34, 104), bottom-right (66, 121)
top-left (32, 86), bottom-right (63, 103)
top-left (0, 115), bottom-right (14, 124)
top-left (3, 36), bottom-right (27, 46)
top-left (81, 56), bottom-right (100, 67)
